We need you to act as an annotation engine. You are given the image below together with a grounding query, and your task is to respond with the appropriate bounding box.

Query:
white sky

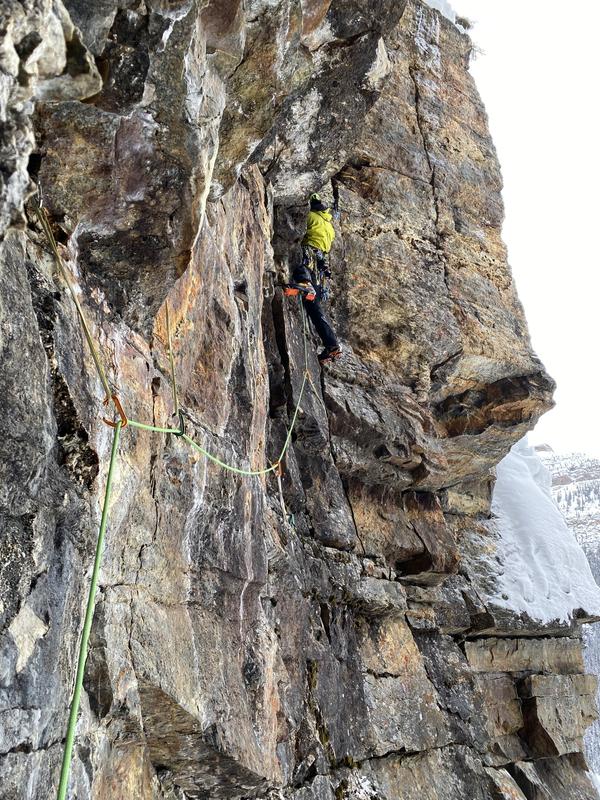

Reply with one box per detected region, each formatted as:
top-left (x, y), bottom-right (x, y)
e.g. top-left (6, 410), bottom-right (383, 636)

top-left (452, 1), bottom-right (600, 457)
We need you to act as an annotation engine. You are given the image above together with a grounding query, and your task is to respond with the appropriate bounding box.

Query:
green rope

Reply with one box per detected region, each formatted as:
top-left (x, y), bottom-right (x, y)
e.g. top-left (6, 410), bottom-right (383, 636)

top-left (181, 433), bottom-right (276, 476)
top-left (56, 422), bottom-right (122, 800)
top-left (126, 300), bottom-right (311, 477)
top-left (48, 214), bottom-right (322, 798)
top-left (128, 419), bottom-right (179, 435)
top-left (129, 418), bottom-right (276, 476)
top-left (34, 202), bottom-right (113, 403)
top-left (277, 372), bottom-right (307, 462)
top-left (126, 369), bottom-right (306, 479)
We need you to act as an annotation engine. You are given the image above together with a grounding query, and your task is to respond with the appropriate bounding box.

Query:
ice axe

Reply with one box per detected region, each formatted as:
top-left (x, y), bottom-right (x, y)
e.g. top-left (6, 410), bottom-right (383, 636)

top-left (331, 178), bottom-right (340, 217)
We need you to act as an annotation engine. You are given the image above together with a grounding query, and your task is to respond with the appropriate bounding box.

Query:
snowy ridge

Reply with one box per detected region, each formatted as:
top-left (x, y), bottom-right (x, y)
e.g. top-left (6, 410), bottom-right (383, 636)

top-left (539, 449), bottom-right (600, 550)
top-left (555, 480), bottom-right (600, 520)
top-left (544, 451), bottom-right (600, 483)
top-left (490, 439), bottom-right (600, 624)
top-left (540, 450), bottom-right (600, 519)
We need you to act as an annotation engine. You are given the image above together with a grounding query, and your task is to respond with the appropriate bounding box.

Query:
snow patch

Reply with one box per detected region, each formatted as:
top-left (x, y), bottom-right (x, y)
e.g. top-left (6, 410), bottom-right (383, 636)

top-left (491, 438), bottom-right (600, 623)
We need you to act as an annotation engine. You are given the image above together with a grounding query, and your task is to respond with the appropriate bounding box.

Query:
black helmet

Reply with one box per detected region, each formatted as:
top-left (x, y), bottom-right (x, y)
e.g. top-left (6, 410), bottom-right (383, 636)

top-left (309, 192), bottom-right (328, 212)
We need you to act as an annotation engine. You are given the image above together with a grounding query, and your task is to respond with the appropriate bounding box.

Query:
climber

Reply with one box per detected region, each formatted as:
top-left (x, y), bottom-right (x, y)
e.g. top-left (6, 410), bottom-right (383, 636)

top-left (284, 191), bottom-right (342, 365)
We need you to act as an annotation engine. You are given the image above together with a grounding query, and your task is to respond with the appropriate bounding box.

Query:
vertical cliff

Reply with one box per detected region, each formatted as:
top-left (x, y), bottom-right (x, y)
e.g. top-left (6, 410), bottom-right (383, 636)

top-left (1, 1), bottom-right (598, 799)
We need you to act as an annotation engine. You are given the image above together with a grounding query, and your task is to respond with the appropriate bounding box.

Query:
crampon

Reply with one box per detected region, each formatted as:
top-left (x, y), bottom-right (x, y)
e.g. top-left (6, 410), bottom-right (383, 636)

top-left (318, 345), bottom-right (342, 365)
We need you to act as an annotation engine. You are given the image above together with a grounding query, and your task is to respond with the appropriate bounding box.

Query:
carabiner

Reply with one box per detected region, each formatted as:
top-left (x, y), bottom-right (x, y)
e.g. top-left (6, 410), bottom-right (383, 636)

top-left (102, 394), bottom-right (128, 428)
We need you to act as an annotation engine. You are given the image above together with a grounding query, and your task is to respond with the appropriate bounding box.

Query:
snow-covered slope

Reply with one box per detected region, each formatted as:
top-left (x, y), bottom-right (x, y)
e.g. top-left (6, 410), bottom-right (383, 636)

top-left (538, 446), bottom-right (600, 774)
top-left (490, 439), bottom-right (600, 624)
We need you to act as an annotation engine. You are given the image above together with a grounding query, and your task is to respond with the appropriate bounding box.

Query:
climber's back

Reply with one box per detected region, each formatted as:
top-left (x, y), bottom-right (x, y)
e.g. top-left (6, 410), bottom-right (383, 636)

top-left (302, 194), bottom-right (335, 253)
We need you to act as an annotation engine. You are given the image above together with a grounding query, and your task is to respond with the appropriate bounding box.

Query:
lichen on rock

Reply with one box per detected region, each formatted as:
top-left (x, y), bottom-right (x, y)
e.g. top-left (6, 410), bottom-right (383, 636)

top-left (0, 1), bottom-right (598, 799)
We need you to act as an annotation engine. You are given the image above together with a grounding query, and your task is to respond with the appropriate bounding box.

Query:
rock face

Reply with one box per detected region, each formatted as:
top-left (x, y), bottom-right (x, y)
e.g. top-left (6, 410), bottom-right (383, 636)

top-left (0, 2), bottom-right (598, 800)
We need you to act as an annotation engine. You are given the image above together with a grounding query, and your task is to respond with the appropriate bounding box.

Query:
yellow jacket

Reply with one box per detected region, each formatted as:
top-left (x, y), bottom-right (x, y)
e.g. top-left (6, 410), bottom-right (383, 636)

top-left (302, 210), bottom-right (335, 253)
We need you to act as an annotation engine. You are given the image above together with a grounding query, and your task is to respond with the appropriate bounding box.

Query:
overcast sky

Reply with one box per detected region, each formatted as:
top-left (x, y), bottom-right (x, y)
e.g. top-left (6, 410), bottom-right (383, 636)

top-left (452, 1), bottom-right (600, 457)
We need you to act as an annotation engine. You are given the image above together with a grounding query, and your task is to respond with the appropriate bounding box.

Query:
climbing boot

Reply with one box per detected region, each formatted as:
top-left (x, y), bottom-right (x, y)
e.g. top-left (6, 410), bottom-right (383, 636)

top-left (318, 345), bottom-right (342, 365)
top-left (284, 281), bottom-right (316, 301)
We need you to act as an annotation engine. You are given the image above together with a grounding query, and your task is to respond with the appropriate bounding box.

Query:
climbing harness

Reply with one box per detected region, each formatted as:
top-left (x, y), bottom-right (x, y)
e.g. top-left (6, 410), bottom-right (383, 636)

top-left (305, 247), bottom-right (331, 304)
top-left (36, 197), bottom-right (317, 799)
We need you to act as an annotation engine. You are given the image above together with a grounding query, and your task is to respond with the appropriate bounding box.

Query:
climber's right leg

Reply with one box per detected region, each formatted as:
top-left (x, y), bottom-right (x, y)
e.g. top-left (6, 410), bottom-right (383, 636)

top-left (303, 295), bottom-right (341, 364)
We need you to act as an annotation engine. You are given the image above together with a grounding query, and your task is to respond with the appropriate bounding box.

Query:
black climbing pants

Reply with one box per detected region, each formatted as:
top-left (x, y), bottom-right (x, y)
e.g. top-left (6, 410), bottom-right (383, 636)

top-left (303, 292), bottom-right (338, 350)
top-left (292, 248), bottom-right (338, 350)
